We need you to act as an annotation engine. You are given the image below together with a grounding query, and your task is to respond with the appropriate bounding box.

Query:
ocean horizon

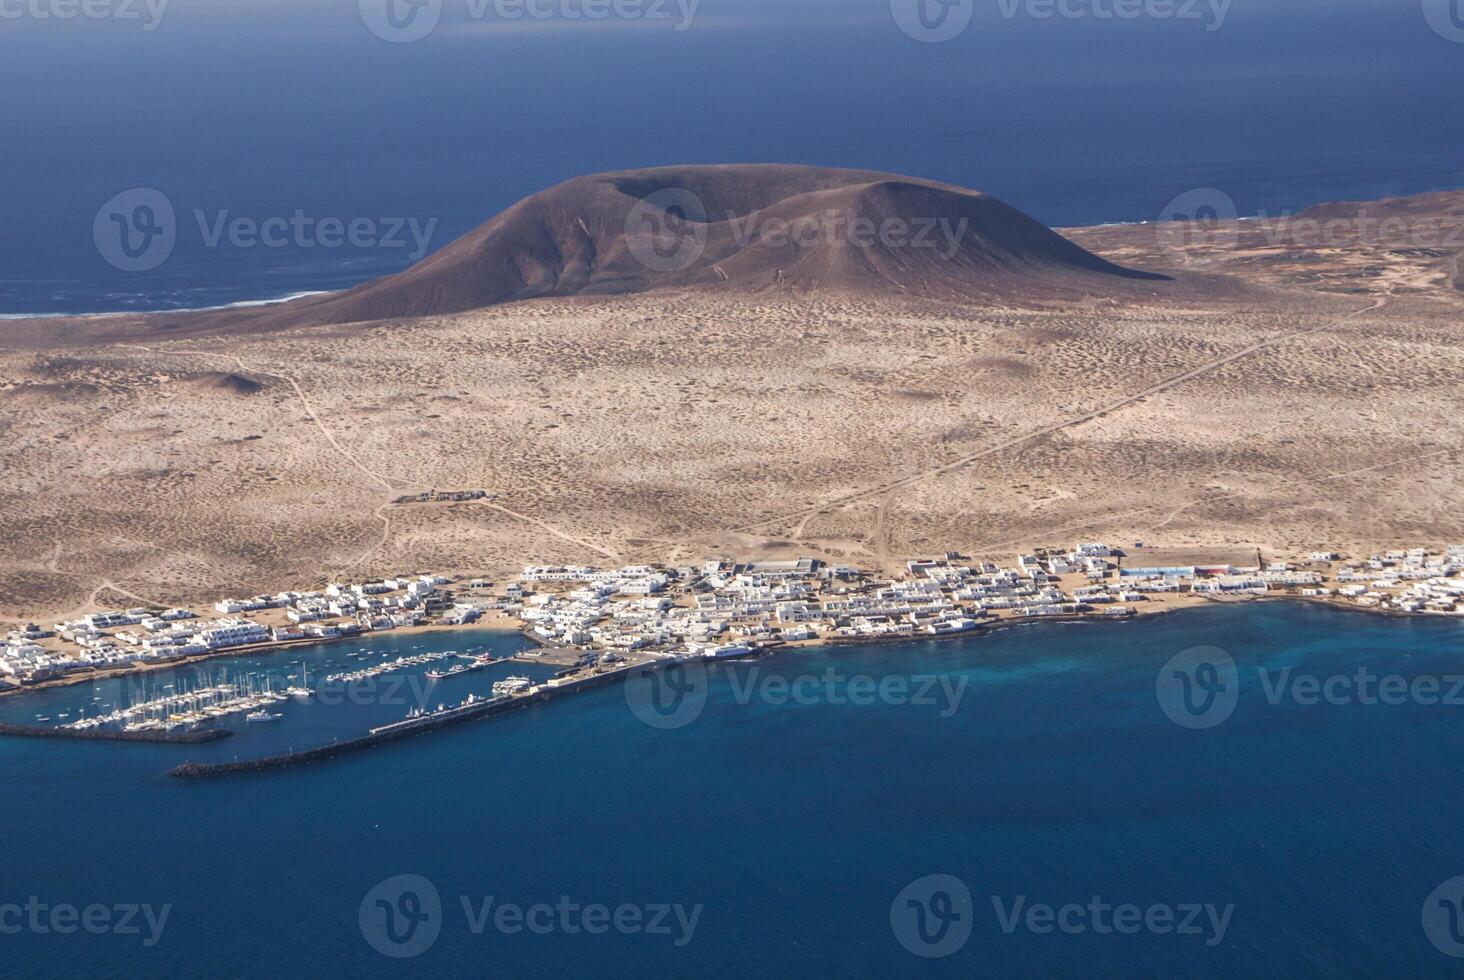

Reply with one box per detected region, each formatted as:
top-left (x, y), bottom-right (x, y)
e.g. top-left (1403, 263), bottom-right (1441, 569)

top-left (3, 0), bottom-right (1463, 316)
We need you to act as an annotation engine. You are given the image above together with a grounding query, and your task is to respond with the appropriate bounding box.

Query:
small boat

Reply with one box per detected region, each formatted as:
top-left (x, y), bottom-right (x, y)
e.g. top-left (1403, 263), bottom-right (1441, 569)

top-left (246, 710), bottom-right (282, 723)
top-left (492, 676), bottom-right (533, 697)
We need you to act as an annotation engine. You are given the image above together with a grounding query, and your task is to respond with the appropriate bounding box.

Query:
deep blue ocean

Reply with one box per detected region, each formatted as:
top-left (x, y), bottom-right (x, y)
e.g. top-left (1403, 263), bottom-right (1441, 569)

top-left (3, 603), bottom-right (1464, 976)
top-left (2, 0), bottom-right (1464, 315)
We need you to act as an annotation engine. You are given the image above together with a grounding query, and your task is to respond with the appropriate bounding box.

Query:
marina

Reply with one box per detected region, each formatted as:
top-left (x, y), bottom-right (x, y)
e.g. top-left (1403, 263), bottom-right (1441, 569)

top-left (61, 674), bottom-right (290, 733)
top-left (425, 654), bottom-right (511, 681)
top-left (0, 627), bottom-right (552, 761)
top-left (3, 542), bottom-right (1464, 768)
top-left (321, 650), bottom-right (461, 685)
top-left (170, 659), bottom-right (642, 777)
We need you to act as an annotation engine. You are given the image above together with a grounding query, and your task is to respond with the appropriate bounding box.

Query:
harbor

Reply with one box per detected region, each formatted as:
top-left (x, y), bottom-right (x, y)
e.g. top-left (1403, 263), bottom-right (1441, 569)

top-left (61, 674), bottom-right (298, 734)
top-left (0, 627), bottom-right (548, 759)
top-left (322, 649), bottom-right (460, 685)
top-left (3, 542), bottom-right (1464, 774)
top-left (9, 544), bottom-right (1464, 707)
top-left (168, 660), bottom-right (643, 778)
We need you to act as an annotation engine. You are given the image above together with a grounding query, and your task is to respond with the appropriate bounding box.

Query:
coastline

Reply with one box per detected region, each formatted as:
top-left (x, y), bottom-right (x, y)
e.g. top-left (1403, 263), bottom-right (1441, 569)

top-left (0, 618), bottom-right (526, 700)
top-left (0, 591), bottom-right (1451, 775)
top-left (5, 589), bottom-right (1454, 704)
top-left (167, 662), bottom-right (637, 778)
top-left (161, 593), bottom-right (1460, 780)
top-left (0, 290), bottom-right (338, 322)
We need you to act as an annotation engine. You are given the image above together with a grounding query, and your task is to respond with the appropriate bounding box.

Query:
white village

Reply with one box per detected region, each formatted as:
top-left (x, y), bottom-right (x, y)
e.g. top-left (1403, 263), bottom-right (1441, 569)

top-left (6, 542), bottom-right (1464, 693)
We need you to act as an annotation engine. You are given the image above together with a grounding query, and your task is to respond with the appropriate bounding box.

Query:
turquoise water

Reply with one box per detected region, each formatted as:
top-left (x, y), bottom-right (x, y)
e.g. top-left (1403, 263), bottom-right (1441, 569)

top-left (3, 603), bottom-right (1464, 976)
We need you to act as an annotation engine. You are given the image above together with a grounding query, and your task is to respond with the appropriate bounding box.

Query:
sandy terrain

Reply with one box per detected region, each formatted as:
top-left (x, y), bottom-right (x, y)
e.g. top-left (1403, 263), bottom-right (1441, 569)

top-left (2, 189), bottom-right (1462, 622)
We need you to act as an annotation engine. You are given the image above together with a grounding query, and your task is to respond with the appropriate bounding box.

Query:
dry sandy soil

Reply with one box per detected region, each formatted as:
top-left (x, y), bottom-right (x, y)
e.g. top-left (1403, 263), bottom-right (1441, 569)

top-left (2, 193), bottom-right (1462, 621)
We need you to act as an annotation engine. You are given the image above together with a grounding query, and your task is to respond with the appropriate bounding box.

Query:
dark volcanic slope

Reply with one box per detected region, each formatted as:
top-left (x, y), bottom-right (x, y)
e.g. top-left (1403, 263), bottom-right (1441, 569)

top-left (197, 165), bottom-right (1174, 331)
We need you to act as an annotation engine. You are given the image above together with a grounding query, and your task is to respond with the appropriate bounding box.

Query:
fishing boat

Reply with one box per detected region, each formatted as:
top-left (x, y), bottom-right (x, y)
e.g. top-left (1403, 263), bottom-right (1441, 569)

top-left (492, 676), bottom-right (533, 697)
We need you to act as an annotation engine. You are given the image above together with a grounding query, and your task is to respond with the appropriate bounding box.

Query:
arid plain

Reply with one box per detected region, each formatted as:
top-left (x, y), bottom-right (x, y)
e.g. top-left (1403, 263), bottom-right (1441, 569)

top-left (2, 185), bottom-right (1462, 622)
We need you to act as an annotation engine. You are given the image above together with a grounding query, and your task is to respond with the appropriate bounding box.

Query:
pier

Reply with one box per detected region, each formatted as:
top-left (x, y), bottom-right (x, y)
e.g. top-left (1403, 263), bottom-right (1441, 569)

top-left (167, 662), bottom-right (645, 778)
top-left (0, 722), bottom-right (232, 745)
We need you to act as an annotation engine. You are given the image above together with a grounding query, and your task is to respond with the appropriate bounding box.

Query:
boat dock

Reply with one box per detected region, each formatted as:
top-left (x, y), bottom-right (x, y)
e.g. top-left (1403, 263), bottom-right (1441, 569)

top-left (322, 650), bottom-right (460, 685)
top-left (167, 661), bottom-right (650, 778)
top-left (424, 655), bottom-right (510, 682)
top-left (0, 721), bottom-right (232, 745)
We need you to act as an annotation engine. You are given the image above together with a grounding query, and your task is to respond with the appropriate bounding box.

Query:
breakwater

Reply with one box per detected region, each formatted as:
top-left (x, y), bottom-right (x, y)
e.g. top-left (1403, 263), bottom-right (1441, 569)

top-left (167, 664), bottom-right (640, 778)
top-left (0, 722), bottom-right (233, 744)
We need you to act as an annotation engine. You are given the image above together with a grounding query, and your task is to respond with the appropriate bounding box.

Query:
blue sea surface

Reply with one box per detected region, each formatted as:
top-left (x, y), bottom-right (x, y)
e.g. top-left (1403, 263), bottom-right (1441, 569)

top-left (3, 603), bottom-right (1464, 976)
top-left (2, 0), bottom-right (1463, 314)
